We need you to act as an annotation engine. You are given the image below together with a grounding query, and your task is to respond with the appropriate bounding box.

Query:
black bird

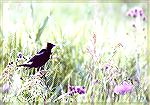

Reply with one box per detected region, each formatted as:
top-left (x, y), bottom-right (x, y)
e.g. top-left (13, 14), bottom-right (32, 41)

top-left (18, 43), bottom-right (55, 69)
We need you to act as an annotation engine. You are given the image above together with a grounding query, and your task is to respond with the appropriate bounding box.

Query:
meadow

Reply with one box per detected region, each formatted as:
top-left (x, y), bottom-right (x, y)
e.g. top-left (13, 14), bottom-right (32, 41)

top-left (0, 1), bottom-right (150, 105)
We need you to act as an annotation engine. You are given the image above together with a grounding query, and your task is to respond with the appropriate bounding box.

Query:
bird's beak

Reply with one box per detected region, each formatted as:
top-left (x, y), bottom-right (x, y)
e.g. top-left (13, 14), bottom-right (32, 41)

top-left (52, 44), bottom-right (55, 47)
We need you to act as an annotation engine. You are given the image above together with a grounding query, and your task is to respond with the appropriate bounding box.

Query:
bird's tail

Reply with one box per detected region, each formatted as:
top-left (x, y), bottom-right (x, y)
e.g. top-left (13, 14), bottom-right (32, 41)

top-left (17, 64), bottom-right (31, 67)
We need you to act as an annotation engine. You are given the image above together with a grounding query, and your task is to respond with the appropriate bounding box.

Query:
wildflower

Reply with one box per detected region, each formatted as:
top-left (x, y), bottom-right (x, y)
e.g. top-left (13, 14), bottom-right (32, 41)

top-left (114, 81), bottom-right (133, 95)
top-left (17, 52), bottom-right (24, 62)
top-left (3, 82), bottom-right (10, 93)
top-left (17, 52), bottom-right (23, 58)
top-left (68, 85), bottom-right (86, 96)
top-left (103, 63), bottom-right (112, 70)
top-left (126, 7), bottom-right (146, 21)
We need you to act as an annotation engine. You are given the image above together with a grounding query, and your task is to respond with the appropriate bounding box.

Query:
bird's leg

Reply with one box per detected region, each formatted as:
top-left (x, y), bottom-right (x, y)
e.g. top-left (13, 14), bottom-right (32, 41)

top-left (37, 67), bottom-right (40, 71)
top-left (32, 68), bottom-right (36, 75)
top-left (41, 66), bottom-right (44, 70)
top-left (32, 97), bottom-right (35, 105)
top-left (44, 95), bottom-right (46, 105)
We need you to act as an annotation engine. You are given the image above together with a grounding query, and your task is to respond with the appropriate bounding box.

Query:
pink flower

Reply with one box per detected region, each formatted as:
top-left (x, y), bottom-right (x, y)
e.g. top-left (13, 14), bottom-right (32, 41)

top-left (126, 7), bottom-right (146, 21)
top-left (114, 81), bottom-right (133, 95)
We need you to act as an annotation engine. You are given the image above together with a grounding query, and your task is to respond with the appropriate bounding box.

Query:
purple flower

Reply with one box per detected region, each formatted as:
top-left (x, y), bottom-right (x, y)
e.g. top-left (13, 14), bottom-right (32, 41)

top-left (17, 52), bottom-right (23, 58)
top-left (77, 88), bottom-right (80, 93)
top-left (126, 7), bottom-right (146, 21)
top-left (140, 13), bottom-right (143, 16)
top-left (104, 63), bottom-right (112, 70)
top-left (114, 81), bottom-right (133, 95)
top-left (3, 82), bottom-right (10, 93)
top-left (128, 13), bottom-right (131, 17)
top-left (16, 52), bottom-right (25, 62)
top-left (133, 14), bottom-right (137, 18)
top-left (68, 85), bottom-right (86, 96)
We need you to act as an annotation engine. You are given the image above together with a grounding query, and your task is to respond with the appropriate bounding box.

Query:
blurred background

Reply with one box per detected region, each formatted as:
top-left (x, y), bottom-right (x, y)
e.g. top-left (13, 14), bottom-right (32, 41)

top-left (0, 1), bottom-right (149, 72)
top-left (0, 1), bottom-right (149, 104)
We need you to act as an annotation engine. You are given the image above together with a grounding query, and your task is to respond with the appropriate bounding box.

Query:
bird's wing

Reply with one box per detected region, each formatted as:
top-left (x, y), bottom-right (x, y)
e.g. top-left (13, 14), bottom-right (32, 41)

top-left (27, 49), bottom-right (46, 63)
top-left (38, 49), bottom-right (46, 54)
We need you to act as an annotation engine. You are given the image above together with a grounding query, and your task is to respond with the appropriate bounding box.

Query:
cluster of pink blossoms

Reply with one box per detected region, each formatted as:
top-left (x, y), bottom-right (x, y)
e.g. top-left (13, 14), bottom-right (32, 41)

top-left (126, 7), bottom-right (146, 21)
top-left (114, 81), bottom-right (133, 95)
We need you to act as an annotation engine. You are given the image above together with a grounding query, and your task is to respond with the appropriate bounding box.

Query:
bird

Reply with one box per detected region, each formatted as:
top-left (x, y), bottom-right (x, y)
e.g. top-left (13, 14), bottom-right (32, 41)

top-left (18, 42), bottom-right (55, 69)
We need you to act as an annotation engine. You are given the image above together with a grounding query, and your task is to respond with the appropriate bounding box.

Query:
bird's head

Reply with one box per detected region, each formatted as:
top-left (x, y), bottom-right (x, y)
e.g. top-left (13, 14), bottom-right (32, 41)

top-left (47, 43), bottom-right (55, 50)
